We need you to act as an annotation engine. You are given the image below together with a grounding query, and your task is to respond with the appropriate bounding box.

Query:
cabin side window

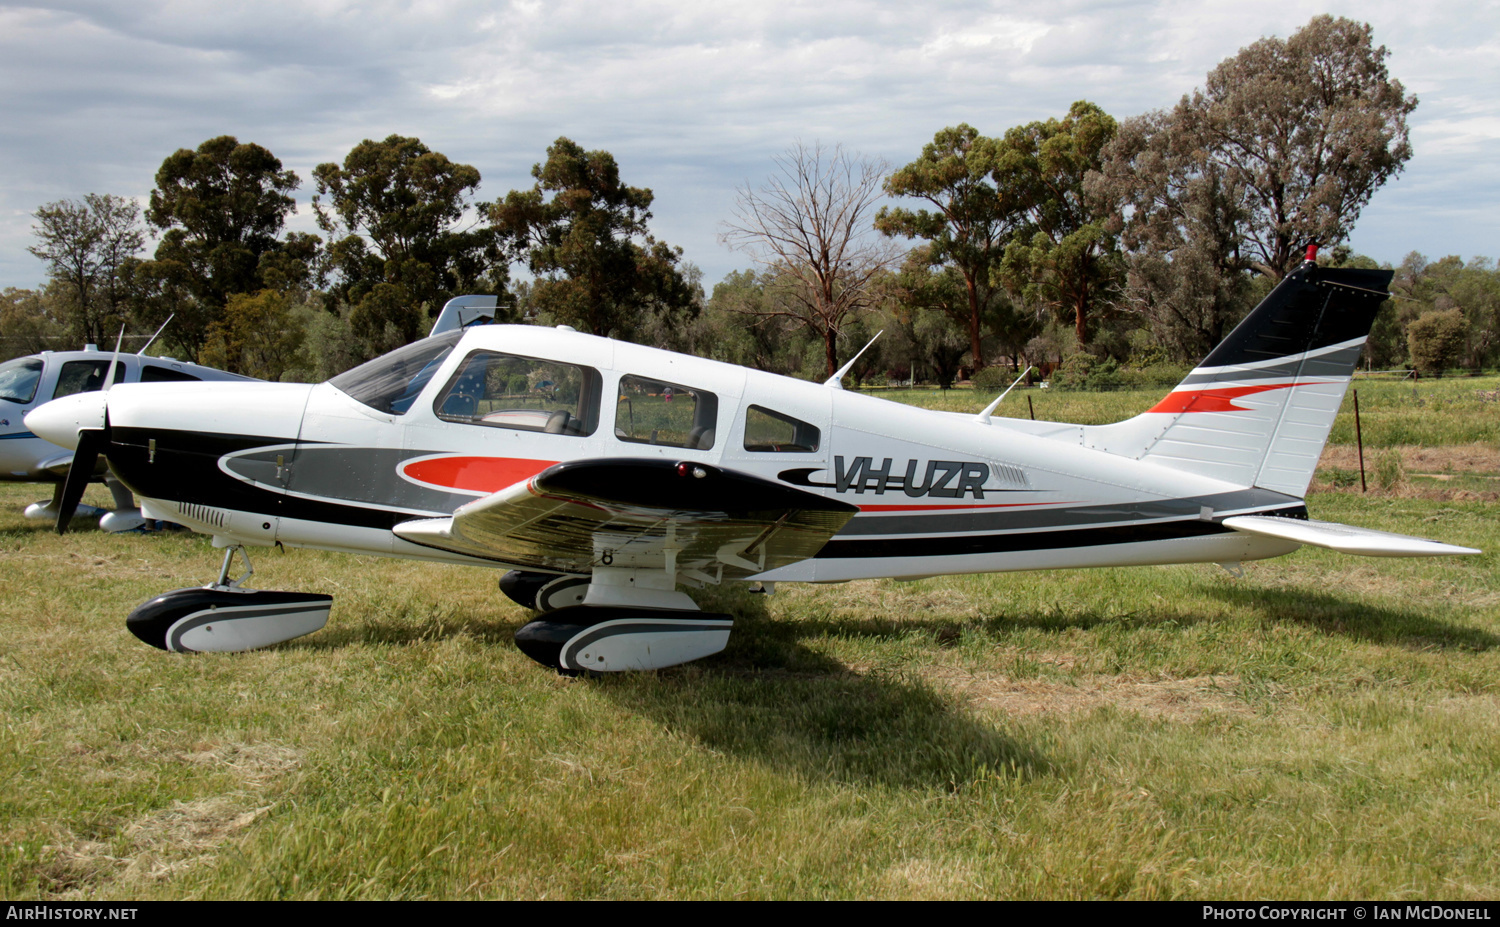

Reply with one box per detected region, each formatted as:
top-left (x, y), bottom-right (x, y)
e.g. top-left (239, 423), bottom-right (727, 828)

top-left (614, 375), bottom-right (718, 450)
top-left (52, 359), bottom-right (124, 399)
top-left (743, 405), bottom-right (820, 452)
top-left (140, 366), bottom-right (201, 383)
top-left (434, 351), bottom-right (602, 436)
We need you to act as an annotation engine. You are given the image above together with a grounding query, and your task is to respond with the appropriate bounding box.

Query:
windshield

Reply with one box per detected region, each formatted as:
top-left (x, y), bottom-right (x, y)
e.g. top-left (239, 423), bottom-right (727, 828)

top-left (0, 357), bottom-right (44, 404)
top-left (328, 332), bottom-right (462, 414)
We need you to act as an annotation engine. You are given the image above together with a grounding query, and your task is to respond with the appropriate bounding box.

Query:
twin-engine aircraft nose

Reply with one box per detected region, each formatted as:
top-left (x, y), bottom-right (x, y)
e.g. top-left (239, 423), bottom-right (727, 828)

top-left (25, 391), bottom-right (107, 450)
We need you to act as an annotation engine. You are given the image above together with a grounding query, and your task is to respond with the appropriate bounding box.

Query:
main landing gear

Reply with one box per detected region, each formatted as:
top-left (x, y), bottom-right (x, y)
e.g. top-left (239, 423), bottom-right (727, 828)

top-left (125, 544), bottom-right (331, 653)
top-left (502, 568), bottom-right (733, 673)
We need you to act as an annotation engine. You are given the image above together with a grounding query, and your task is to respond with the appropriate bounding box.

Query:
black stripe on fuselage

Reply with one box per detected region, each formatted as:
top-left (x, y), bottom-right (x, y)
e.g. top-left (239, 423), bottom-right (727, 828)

top-left (814, 505), bottom-right (1306, 559)
top-left (107, 427), bottom-right (406, 531)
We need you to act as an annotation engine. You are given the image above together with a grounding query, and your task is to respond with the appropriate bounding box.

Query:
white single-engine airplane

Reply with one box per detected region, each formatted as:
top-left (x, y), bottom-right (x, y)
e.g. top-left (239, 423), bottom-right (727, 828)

top-left (25, 257), bottom-right (1480, 671)
top-left (1, 342), bottom-right (253, 531)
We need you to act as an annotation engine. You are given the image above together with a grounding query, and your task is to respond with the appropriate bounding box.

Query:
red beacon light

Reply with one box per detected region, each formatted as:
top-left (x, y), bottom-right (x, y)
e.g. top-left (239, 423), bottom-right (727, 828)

top-left (1306, 244), bottom-right (1319, 264)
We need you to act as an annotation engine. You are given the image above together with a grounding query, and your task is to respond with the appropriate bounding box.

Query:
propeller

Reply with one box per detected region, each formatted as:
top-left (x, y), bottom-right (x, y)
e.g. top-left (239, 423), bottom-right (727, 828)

top-left (55, 422), bottom-right (106, 534)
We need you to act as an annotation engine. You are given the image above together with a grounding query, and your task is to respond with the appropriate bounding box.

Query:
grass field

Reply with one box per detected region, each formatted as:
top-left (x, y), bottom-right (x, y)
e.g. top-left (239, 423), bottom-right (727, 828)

top-left (0, 383), bottom-right (1495, 900)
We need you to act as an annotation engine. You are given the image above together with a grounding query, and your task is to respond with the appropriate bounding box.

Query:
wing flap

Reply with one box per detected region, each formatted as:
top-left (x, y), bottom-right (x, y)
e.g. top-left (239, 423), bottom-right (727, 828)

top-left (394, 458), bottom-right (858, 577)
top-left (1222, 515), bottom-right (1481, 557)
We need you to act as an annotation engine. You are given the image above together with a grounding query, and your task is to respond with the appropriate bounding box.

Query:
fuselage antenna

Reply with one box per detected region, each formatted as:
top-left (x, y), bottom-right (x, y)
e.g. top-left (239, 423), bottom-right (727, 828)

top-left (975, 366), bottom-right (1033, 424)
top-left (823, 331), bottom-right (883, 390)
top-left (137, 314), bottom-right (175, 356)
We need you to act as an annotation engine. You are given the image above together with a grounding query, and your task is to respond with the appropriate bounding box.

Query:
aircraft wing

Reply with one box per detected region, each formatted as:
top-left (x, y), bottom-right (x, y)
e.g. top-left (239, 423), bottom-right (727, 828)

top-left (37, 453), bottom-right (75, 478)
top-left (1222, 515), bottom-right (1480, 557)
top-left (393, 458), bottom-right (859, 578)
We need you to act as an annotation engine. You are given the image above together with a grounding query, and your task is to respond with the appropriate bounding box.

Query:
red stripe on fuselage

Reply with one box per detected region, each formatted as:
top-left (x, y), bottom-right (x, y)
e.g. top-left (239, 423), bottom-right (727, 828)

top-left (1148, 382), bottom-right (1315, 414)
top-left (402, 456), bottom-right (557, 494)
top-left (857, 501), bottom-right (1069, 513)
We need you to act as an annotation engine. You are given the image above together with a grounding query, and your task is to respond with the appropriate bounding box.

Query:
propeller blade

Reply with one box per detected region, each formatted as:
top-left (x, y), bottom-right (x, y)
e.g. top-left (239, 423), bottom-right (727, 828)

top-left (55, 427), bottom-right (104, 534)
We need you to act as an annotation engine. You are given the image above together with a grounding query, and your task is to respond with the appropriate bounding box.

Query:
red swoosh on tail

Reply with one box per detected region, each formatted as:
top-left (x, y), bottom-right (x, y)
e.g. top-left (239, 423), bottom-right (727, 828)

top-left (1149, 382), bottom-right (1315, 414)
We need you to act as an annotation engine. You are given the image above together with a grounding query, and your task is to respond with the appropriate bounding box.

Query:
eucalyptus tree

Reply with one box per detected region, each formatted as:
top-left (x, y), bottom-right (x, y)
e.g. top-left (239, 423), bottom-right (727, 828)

top-left (877, 125), bottom-right (1019, 369)
top-left (141, 136), bottom-right (304, 359)
top-left (995, 101), bottom-right (1122, 349)
top-left (1092, 13), bottom-right (1416, 359)
top-left (315, 134), bottom-right (506, 353)
top-left (490, 137), bottom-right (693, 342)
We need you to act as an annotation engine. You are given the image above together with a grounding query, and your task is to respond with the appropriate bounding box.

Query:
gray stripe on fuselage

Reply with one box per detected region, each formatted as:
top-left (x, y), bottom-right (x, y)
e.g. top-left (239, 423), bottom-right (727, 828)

top-left (223, 446), bottom-right (477, 515)
top-left (1177, 343), bottom-right (1364, 387)
top-left (833, 488), bottom-right (1301, 538)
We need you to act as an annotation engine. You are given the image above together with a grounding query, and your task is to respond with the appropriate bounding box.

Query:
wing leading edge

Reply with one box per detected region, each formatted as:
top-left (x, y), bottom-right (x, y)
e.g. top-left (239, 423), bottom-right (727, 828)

top-left (394, 457), bottom-right (859, 579)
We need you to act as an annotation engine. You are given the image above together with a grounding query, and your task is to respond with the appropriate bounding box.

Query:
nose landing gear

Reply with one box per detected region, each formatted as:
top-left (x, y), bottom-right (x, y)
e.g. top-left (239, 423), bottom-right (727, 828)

top-left (126, 544), bottom-right (332, 653)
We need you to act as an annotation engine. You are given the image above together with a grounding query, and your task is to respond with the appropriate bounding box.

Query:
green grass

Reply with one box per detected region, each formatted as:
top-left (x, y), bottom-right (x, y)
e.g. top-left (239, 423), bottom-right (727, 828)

top-left (0, 475), bottom-right (1496, 899)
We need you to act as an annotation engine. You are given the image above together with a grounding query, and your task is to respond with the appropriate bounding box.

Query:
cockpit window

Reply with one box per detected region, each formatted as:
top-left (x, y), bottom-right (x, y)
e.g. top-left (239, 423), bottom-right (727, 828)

top-left (0, 357), bottom-right (44, 404)
top-left (329, 331), bottom-right (461, 414)
top-left (743, 405), bottom-right (820, 452)
top-left (615, 375), bottom-right (718, 450)
top-left (435, 351), bottom-right (601, 436)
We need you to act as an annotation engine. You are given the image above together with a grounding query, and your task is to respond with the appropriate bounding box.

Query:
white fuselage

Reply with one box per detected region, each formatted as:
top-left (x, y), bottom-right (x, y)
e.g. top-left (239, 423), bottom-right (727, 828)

top-left (83, 325), bottom-right (1300, 583)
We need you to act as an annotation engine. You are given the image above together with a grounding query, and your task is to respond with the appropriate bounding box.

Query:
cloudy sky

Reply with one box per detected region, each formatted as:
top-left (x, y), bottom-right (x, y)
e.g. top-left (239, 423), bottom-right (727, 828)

top-left (1, 0), bottom-right (1495, 291)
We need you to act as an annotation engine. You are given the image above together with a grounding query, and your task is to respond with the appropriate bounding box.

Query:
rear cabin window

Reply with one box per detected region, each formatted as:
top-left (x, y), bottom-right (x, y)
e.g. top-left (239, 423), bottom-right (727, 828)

top-left (140, 365), bottom-right (201, 383)
top-left (435, 351), bottom-right (601, 436)
top-left (329, 331), bottom-right (461, 414)
top-left (615, 375), bottom-right (718, 450)
top-left (743, 405), bottom-right (821, 452)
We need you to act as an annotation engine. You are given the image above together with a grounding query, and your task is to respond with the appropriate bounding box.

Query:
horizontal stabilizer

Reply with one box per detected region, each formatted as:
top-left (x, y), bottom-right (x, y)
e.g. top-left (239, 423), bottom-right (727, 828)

top-left (1222, 515), bottom-right (1480, 558)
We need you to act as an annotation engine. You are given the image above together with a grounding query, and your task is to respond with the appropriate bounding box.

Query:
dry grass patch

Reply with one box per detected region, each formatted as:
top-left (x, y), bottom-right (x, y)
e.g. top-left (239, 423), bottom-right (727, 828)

top-left (923, 662), bottom-right (1248, 721)
top-left (37, 740), bottom-right (300, 897)
top-left (1319, 444), bottom-right (1500, 474)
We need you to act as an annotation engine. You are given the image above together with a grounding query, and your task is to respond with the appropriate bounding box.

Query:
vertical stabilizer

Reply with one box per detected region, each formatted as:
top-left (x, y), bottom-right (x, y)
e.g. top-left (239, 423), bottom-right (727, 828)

top-left (1086, 262), bottom-right (1392, 497)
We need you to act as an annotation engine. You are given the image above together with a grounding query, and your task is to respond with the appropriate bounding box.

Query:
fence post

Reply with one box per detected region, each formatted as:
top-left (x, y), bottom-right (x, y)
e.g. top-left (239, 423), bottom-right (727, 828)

top-left (1027, 395), bottom-right (1035, 421)
top-left (1354, 389), bottom-right (1367, 493)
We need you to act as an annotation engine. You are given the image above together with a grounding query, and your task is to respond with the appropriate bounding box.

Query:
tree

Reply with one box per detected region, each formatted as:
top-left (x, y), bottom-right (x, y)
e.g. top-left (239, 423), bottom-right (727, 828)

top-left (1407, 308), bottom-right (1468, 376)
top-left (722, 142), bottom-right (900, 378)
top-left (142, 136), bottom-right (306, 359)
top-left (697, 270), bottom-right (810, 377)
top-left (1, 288), bottom-right (66, 359)
top-left (490, 137), bottom-right (693, 342)
top-left (877, 126), bottom-right (1019, 369)
top-left (996, 101), bottom-right (1122, 348)
top-left (880, 252), bottom-right (972, 388)
top-left (1389, 252), bottom-right (1500, 371)
top-left (199, 289), bottom-right (306, 381)
top-left (314, 135), bottom-right (506, 353)
top-left (28, 194), bottom-right (145, 346)
top-left (1174, 15), bottom-right (1415, 280)
top-left (1088, 109), bottom-right (1257, 360)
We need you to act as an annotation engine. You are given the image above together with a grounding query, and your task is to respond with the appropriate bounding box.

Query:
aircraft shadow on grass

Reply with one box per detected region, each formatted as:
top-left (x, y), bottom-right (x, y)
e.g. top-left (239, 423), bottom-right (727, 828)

top-left (1206, 584), bottom-right (1499, 651)
top-left (294, 589), bottom-right (1055, 791)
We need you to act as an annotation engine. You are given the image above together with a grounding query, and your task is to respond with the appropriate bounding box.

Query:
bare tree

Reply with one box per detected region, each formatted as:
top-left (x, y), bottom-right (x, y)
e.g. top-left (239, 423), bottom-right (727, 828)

top-left (720, 143), bottom-right (900, 378)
